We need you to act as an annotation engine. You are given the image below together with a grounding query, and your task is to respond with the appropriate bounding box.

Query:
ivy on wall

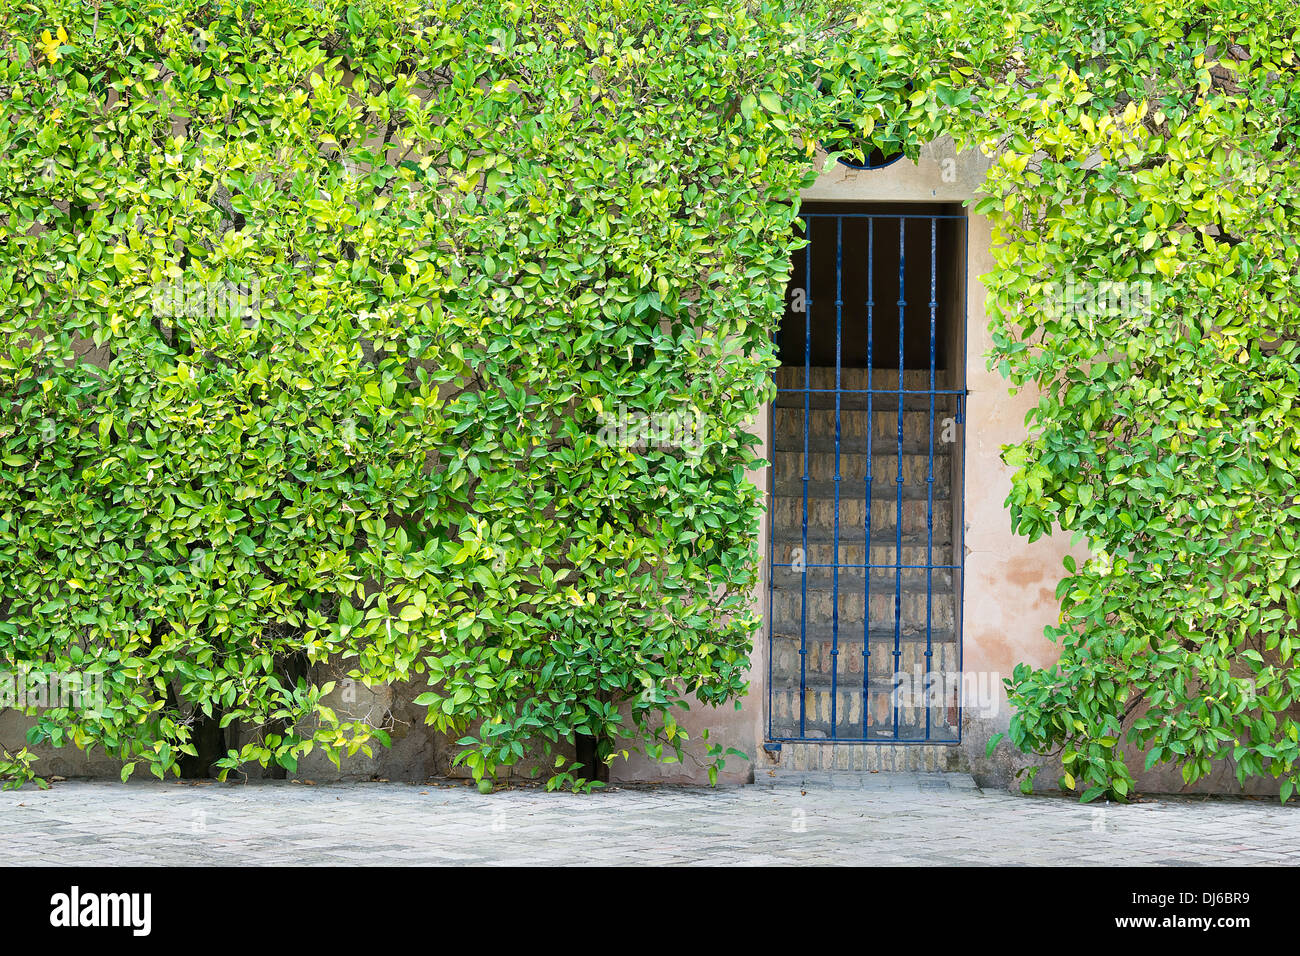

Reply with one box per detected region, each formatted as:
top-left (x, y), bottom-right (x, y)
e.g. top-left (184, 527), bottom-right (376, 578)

top-left (0, 0), bottom-right (861, 789)
top-left (2, 0), bottom-right (1298, 800)
top-left (968, 2), bottom-right (1300, 802)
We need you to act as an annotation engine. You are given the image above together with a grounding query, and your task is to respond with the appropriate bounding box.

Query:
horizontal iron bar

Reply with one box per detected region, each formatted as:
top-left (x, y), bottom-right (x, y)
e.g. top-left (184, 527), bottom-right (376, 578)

top-left (773, 563), bottom-right (960, 569)
top-left (772, 630), bottom-right (954, 645)
top-left (772, 482), bottom-right (949, 500)
top-left (799, 213), bottom-right (967, 220)
top-left (766, 737), bottom-right (962, 745)
top-left (773, 438), bottom-right (948, 454)
top-left (775, 388), bottom-right (966, 395)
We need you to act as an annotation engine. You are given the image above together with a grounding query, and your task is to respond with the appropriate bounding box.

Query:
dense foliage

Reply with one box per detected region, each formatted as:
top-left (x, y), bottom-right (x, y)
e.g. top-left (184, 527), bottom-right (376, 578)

top-left (968, 2), bottom-right (1300, 803)
top-left (2, 0), bottom-right (1299, 800)
top-left (0, 0), bottom-right (859, 789)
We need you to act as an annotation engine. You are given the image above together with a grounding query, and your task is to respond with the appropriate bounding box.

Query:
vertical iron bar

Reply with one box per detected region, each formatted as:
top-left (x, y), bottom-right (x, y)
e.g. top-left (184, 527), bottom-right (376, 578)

top-left (957, 215), bottom-right (968, 743)
top-left (830, 217), bottom-right (843, 737)
top-left (893, 217), bottom-right (905, 739)
top-left (926, 217), bottom-right (937, 741)
top-left (799, 214), bottom-right (811, 738)
top-left (863, 219), bottom-right (874, 738)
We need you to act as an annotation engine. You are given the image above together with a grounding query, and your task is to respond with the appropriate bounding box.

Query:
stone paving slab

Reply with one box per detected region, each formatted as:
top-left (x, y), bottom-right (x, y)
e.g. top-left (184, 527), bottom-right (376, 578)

top-left (1, 776), bottom-right (1297, 866)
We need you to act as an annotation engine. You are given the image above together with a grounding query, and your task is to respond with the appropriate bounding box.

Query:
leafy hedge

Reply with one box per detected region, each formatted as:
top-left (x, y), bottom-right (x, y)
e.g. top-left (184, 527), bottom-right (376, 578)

top-left (0, 0), bottom-right (860, 789)
top-left (973, 3), bottom-right (1300, 801)
top-left (2, 0), bottom-right (1299, 800)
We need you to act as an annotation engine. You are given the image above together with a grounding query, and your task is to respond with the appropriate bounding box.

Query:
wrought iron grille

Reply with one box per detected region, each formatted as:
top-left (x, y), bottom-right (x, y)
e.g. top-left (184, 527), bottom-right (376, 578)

top-left (767, 211), bottom-right (968, 743)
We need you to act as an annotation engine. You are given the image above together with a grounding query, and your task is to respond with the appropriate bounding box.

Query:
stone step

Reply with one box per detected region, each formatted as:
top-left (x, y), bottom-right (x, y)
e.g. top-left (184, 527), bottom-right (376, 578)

top-left (773, 407), bottom-right (958, 443)
top-left (775, 366), bottom-right (959, 392)
top-left (774, 393), bottom-right (958, 411)
top-left (767, 743), bottom-right (970, 774)
top-left (771, 537), bottom-right (954, 561)
top-left (771, 480), bottom-right (950, 501)
top-left (768, 684), bottom-right (961, 741)
top-left (770, 495), bottom-right (953, 542)
top-left (774, 450), bottom-right (952, 486)
top-left (769, 622), bottom-right (957, 645)
top-left (773, 436), bottom-right (947, 456)
top-left (770, 565), bottom-right (955, 591)
top-left (769, 634), bottom-right (961, 683)
top-left (768, 543), bottom-right (958, 585)
top-left (769, 589), bottom-right (957, 631)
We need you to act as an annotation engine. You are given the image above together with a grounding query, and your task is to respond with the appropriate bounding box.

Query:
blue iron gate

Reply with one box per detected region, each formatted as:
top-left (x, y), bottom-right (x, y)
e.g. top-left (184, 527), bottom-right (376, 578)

top-left (767, 211), bottom-right (967, 743)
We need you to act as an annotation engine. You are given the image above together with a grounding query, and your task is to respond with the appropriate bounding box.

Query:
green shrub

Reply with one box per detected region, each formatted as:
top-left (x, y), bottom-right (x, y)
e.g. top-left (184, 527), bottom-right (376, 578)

top-left (974, 1), bottom-right (1300, 801)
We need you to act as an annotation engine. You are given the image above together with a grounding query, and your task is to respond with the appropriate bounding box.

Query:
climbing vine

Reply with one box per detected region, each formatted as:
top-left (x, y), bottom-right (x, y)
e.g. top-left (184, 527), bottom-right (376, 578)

top-left (954, 1), bottom-right (1300, 803)
top-left (2, 0), bottom-right (1299, 800)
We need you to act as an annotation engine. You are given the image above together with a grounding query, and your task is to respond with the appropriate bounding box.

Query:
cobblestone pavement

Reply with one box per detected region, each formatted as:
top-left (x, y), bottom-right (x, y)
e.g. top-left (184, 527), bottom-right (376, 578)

top-left (3, 772), bottom-right (1297, 866)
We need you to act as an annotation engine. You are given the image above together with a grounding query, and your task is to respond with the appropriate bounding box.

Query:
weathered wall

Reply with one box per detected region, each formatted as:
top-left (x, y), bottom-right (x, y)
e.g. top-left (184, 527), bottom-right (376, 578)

top-left (956, 207), bottom-right (1087, 788)
top-left (610, 406), bottom-right (769, 787)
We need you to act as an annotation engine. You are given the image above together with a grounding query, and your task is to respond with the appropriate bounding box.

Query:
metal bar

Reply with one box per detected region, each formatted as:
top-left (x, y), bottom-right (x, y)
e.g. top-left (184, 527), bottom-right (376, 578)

top-left (799, 214), bottom-right (811, 739)
top-left (766, 384), bottom-right (775, 741)
top-left (956, 215), bottom-right (968, 744)
top-left (772, 387), bottom-right (965, 394)
top-left (773, 562), bottom-right (961, 569)
top-left (926, 217), bottom-right (937, 742)
top-left (893, 217), bottom-right (905, 740)
top-left (767, 737), bottom-right (956, 744)
top-left (830, 217), bottom-right (843, 737)
top-left (800, 213), bottom-right (967, 220)
top-left (863, 217), bottom-right (874, 739)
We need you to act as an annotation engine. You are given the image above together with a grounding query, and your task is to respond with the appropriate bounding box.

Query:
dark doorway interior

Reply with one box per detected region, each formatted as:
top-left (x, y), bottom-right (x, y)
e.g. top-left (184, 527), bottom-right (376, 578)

top-left (777, 201), bottom-right (964, 372)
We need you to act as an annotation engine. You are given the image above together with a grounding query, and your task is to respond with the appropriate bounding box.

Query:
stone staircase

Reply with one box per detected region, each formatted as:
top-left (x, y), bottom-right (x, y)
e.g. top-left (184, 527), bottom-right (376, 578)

top-left (767, 366), bottom-right (966, 772)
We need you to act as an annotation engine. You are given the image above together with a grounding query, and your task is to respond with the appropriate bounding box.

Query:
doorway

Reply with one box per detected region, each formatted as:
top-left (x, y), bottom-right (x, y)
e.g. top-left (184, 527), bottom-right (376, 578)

top-left (767, 202), bottom-right (967, 743)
